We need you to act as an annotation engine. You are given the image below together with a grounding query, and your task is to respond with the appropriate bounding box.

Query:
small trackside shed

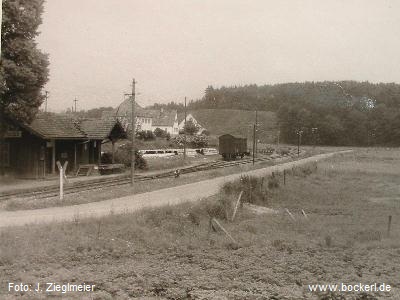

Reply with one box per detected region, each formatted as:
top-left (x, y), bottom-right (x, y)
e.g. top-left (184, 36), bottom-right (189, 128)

top-left (0, 114), bottom-right (126, 178)
top-left (218, 134), bottom-right (247, 161)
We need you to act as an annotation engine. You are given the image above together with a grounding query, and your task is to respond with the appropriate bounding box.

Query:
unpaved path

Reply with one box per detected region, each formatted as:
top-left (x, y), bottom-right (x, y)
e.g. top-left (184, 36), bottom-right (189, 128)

top-left (0, 151), bottom-right (350, 228)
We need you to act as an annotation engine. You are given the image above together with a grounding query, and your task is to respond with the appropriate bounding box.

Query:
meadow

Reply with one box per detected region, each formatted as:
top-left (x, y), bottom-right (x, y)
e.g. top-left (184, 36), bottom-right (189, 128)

top-left (0, 148), bottom-right (399, 299)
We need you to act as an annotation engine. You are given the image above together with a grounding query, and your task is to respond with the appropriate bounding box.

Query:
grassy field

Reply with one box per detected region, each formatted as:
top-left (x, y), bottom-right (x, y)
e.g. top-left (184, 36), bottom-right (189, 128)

top-left (0, 148), bottom-right (399, 299)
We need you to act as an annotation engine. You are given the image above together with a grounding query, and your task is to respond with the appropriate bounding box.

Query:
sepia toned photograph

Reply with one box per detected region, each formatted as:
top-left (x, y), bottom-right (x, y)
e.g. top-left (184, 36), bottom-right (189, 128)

top-left (0, 0), bottom-right (399, 299)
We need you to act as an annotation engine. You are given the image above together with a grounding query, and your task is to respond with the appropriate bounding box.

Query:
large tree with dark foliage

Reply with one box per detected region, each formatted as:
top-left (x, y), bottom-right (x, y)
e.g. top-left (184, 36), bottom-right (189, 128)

top-left (0, 0), bottom-right (49, 123)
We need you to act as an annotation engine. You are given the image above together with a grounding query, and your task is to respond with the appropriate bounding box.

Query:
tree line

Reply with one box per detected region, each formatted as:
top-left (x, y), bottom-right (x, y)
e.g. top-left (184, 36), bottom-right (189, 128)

top-left (188, 82), bottom-right (400, 146)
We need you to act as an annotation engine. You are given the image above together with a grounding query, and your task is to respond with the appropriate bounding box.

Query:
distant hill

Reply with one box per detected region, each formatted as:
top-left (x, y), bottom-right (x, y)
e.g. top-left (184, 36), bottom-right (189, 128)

top-left (187, 81), bottom-right (400, 146)
top-left (187, 109), bottom-right (278, 143)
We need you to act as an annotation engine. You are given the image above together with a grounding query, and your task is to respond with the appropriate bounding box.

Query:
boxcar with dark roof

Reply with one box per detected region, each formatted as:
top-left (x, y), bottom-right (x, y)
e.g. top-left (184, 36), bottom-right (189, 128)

top-left (218, 134), bottom-right (248, 161)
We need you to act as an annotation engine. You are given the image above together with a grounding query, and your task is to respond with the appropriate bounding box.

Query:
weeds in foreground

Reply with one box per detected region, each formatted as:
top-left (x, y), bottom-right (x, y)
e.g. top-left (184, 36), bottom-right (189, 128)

top-left (1, 150), bottom-right (400, 299)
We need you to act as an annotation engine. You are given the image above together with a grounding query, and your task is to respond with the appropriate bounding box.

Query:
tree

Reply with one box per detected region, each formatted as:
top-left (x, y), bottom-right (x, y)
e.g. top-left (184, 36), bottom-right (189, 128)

top-left (1, 0), bottom-right (49, 123)
top-left (154, 127), bottom-right (168, 138)
top-left (184, 120), bottom-right (199, 135)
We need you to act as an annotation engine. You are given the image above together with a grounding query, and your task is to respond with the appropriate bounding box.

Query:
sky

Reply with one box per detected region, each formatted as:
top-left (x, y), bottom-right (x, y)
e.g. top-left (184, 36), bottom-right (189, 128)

top-left (36, 0), bottom-right (400, 112)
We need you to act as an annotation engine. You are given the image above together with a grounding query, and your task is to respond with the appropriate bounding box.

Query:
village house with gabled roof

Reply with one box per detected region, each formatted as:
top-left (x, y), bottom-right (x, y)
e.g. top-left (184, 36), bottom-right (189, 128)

top-left (1, 114), bottom-right (126, 178)
top-left (177, 112), bottom-right (206, 134)
top-left (109, 99), bottom-right (180, 135)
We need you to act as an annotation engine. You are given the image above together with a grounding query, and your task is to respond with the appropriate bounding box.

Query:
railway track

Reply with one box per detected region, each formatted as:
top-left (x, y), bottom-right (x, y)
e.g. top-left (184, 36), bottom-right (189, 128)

top-left (0, 152), bottom-right (300, 201)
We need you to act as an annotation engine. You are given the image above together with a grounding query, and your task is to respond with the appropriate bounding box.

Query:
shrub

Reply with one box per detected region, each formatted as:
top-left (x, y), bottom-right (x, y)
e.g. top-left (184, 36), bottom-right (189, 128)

top-left (267, 175), bottom-right (279, 189)
top-left (279, 148), bottom-right (290, 156)
top-left (154, 128), bottom-right (169, 138)
top-left (136, 130), bottom-right (155, 141)
top-left (171, 134), bottom-right (208, 148)
top-left (100, 152), bottom-right (113, 164)
top-left (190, 135), bottom-right (208, 148)
top-left (113, 142), bottom-right (147, 170)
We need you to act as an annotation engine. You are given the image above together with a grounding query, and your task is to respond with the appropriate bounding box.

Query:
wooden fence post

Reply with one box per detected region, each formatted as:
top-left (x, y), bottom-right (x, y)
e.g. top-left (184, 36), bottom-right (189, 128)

top-left (285, 208), bottom-right (296, 221)
top-left (231, 191), bottom-right (243, 221)
top-left (387, 215), bottom-right (392, 237)
top-left (283, 169), bottom-right (286, 185)
top-left (212, 218), bottom-right (237, 244)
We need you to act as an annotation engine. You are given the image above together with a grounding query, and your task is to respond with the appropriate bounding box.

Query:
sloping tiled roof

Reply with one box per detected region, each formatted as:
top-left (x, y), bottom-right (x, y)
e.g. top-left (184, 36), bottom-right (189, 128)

top-left (23, 113), bottom-right (124, 140)
top-left (153, 110), bottom-right (177, 127)
top-left (27, 114), bottom-right (86, 139)
top-left (80, 118), bottom-right (124, 139)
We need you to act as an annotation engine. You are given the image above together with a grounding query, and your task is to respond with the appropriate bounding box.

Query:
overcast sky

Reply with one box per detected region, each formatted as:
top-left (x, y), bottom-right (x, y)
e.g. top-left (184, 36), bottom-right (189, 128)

top-left (36, 0), bottom-right (400, 112)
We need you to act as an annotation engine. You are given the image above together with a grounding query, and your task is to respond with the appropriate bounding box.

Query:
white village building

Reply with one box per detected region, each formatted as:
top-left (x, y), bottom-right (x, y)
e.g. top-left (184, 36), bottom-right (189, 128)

top-left (103, 99), bottom-right (206, 136)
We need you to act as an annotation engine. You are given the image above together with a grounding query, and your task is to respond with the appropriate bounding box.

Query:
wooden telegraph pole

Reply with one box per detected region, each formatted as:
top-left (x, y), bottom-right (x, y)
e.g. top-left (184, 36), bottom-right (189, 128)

top-left (73, 97), bottom-right (78, 113)
top-left (252, 110), bottom-right (258, 165)
top-left (183, 97), bottom-right (187, 161)
top-left (252, 124), bottom-right (256, 165)
top-left (130, 79), bottom-right (136, 186)
top-left (255, 110), bottom-right (258, 158)
top-left (297, 129), bottom-right (303, 157)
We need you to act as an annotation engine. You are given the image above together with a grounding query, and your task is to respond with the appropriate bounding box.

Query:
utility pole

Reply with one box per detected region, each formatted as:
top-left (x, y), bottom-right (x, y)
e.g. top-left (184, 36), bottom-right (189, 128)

top-left (130, 79), bottom-right (136, 186)
top-left (296, 129), bottom-right (303, 156)
top-left (124, 79), bottom-right (136, 187)
top-left (255, 110), bottom-right (258, 158)
top-left (252, 124), bottom-right (256, 165)
top-left (44, 91), bottom-right (49, 113)
top-left (183, 97), bottom-right (187, 161)
top-left (73, 97), bottom-right (78, 113)
top-left (252, 110), bottom-right (258, 165)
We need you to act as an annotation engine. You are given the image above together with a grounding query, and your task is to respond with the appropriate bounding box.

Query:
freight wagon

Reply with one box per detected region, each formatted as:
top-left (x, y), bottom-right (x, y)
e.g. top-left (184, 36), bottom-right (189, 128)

top-left (218, 134), bottom-right (249, 161)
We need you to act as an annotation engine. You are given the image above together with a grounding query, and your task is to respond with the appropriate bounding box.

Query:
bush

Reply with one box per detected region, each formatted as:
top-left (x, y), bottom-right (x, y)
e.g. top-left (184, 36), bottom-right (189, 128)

top-left (267, 175), bottom-right (279, 189)
top-left (136, 130), bottom-right (155, 141)
top-left (154, 128), bottom-right (169, 138)
top-left (100, 152), bottom-right (113, 164)
top-left (279, 148), bottom-right (290, 156)
top-left (112, 142), bottom-right (147, 170)
top-left (190, 135), bottom-right (208, 148)
top-left (171, 134), bottom-right (208, 148)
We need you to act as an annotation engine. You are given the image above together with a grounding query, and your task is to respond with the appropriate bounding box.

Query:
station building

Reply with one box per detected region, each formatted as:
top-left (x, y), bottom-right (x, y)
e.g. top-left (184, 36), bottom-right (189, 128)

top-left (0, 113), bottom-right (126, 178)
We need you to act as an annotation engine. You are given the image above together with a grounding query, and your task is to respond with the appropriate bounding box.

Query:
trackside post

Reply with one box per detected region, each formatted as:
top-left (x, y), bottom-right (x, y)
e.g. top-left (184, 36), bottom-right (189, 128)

top-left (56, 161), bottom-right (68, 201)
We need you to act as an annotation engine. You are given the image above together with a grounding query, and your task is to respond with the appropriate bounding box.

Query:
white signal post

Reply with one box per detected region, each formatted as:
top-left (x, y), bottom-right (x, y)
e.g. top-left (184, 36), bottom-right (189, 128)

top-left (56, 161), bottom-right (68, 201)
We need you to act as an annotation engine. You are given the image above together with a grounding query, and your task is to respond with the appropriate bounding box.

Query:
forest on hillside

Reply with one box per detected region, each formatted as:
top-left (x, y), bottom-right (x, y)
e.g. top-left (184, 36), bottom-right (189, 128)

top-left (186, 81), bottom-right (400, 146)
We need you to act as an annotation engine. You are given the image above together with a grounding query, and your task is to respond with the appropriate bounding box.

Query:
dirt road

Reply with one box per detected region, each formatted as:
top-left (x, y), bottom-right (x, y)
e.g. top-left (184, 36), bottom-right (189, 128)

top-left (0, 151), bottom-right (350, 228)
